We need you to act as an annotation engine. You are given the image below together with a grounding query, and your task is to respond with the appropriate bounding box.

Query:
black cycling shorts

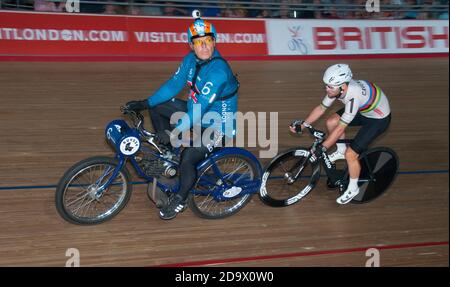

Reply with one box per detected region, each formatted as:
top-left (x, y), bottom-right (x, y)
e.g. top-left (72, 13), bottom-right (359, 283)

top-left (336, 108), bottom-right (391, 154)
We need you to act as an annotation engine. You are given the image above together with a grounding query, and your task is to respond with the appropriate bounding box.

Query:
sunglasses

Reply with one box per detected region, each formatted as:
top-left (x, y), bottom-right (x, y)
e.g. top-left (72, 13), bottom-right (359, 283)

top-left (192, 36), bottom-right (214, 47)
top-left (325, 84), bottom-right (341, 90)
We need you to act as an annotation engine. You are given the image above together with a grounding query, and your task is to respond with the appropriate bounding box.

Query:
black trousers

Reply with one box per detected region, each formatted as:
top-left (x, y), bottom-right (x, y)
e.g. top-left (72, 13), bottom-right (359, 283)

top-left (149, 99), bottom-right (221, 201)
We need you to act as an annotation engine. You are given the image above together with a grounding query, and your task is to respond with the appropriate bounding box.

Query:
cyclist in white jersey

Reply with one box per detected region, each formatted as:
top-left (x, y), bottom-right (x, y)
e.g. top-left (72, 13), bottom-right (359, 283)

top-left (290, 64), bottom-right (391, 204)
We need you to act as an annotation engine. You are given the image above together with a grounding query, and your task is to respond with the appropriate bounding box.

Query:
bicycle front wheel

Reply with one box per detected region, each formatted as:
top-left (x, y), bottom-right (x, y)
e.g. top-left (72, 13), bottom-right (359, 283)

top-left (259, 148), bottom-right (320, 207)
top-left (55, 156), bottom-right (132, 225)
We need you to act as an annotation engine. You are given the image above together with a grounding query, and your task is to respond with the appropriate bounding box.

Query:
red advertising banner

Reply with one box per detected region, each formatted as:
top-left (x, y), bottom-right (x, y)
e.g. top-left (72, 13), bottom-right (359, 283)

top-left (1, 11), bottom-right (447, 61)
top-left (266, 19), bottom-right (449, 56)
top-left (0, 11), bottom-right (268, 59)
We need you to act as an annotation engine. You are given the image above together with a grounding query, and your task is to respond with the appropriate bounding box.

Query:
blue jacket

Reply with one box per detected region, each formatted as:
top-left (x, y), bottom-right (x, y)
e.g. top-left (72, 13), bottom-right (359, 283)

top-left (147, 50), bottom-right (238, 138)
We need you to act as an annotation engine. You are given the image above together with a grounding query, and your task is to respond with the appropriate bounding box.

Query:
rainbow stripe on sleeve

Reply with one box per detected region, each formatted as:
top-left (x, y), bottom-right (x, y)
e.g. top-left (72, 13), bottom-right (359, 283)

top-left (359, 81), bottom-right (381, 113)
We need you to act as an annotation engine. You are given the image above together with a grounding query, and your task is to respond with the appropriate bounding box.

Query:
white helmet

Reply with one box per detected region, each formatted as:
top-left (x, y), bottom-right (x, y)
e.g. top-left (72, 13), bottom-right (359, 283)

top-left (323, 64), bottom-right (353, 86)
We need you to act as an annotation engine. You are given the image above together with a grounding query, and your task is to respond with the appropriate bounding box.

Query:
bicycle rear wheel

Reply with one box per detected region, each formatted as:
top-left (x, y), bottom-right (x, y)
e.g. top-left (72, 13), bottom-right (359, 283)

top-left (259, 148), bottom-right (320, 207)
top-left (342, 147), bottom-right (399, 204)
top-left (188, 154), bottom-right (259, 219)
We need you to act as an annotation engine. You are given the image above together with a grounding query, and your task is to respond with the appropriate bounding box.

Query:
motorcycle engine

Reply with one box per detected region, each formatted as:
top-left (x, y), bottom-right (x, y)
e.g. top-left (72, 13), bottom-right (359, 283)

top-left (135, 152), bottom-right (178, 178)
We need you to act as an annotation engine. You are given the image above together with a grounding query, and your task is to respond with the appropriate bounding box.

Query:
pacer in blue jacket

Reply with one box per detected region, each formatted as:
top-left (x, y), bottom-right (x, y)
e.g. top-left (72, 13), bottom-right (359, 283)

top-left (126, 12), bottom-right (239, 220)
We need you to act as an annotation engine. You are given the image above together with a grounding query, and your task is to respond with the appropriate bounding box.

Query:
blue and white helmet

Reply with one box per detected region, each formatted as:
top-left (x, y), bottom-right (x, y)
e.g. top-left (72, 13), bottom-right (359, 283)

top-left (323, 64), bottom-right (353, 86)
top-left (187, 10), bottom-right (217, 43)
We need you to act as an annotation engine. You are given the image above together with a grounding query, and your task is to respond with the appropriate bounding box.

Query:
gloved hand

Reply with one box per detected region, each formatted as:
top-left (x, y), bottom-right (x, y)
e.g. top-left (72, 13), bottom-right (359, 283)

top-left (289, 119), bottom-right (304, 134)
top-left (310, 144), bottom-right (327, 161)
top-left (125, 100), bottom-right (149, 112)
top-left (155, 130), bottom-right (171, 146)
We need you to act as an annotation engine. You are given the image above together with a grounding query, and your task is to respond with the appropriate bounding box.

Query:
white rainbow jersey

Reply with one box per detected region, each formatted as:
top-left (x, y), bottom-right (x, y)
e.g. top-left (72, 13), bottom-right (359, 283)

top-left (321, 79), bottom-right (391, 125)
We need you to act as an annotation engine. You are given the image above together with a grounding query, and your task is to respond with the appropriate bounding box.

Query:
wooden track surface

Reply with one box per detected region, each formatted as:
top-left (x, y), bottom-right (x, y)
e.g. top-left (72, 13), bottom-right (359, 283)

top-left (0, 58), bottom-right (448, 266)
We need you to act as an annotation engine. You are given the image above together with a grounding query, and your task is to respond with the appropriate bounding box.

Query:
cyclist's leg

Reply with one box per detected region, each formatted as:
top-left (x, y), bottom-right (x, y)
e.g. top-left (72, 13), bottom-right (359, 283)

top-left (336, 112), bottom-right (364, 203)
top-left (349, 113), bottom-right (391, 157)
top-left (159, 131), bottom-right (226, 219)
top-left (344, 147), bottom-right (361, 186)
top-left (343, 113), bottom-right (365, 184)
top-left (338, 114), bottom-right (391, 204)
top-left (159, 146), bottom-right (209, 220)
top-left (327, 108), bottom-right (347, 160)
top-left (178, 146), bottom-right (211, 201)
top-left (326, 109), bottom-right (342, 132)
top-left (337, 145), bottom-right (361, 204)
top-left (148, 99), bottom-right (187, 133)
top-left (178, 132), bottom-right (227, 201)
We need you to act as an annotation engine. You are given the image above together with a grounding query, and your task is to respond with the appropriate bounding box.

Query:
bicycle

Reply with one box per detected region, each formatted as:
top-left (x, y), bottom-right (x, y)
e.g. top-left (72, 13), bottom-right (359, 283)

top-left (287, 25), bottom-right (309, 55)
top-left (259, 121), bottom-right (399, 207)
top-left (288, 38), bottom-right (308, 55)
top-left (55, 107), bottom-right (262, 224)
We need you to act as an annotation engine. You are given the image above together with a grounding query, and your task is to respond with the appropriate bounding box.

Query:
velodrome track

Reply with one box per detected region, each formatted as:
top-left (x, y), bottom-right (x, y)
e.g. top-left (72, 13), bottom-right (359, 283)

top-left (0, 57), bottom-right (448, 266)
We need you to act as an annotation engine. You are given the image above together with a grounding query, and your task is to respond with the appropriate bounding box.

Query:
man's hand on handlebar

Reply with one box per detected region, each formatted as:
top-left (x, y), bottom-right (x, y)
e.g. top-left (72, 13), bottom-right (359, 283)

top-left (125, 99), bottom-right (149, 112)
top-left (289, 119), bottom-right (304, 134)
top-left (155, 130), bottom-right (171, 146)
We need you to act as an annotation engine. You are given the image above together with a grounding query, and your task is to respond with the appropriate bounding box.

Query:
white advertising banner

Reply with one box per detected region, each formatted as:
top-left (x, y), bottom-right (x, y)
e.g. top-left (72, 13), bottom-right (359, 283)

top-left (266, 19), bottom-right (449, 55)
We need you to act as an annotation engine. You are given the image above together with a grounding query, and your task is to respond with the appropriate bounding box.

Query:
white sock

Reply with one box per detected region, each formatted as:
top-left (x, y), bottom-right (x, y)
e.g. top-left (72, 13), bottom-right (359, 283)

top-left (348, 178), bottom-right (359, 191)
top-left (336, 143), bottom-right (347, 154)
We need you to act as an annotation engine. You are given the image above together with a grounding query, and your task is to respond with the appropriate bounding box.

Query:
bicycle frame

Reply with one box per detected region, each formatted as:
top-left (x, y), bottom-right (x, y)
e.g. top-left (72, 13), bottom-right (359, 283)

top-left (294, 124), bottom-right (349, 191)
top-left (298, 125), bottom-right (380, 192)
top-left (317, 151), bottom-right (347, 190)
top-left (99, 113), bottom-right (263, 201)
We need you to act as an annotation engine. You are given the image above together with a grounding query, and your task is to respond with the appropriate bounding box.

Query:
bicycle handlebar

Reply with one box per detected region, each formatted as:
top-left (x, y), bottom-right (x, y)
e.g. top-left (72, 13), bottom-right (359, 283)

top-left (301, 121), bottom-right (354, 146)
top-left (296, 120), bottom-right (326, 142)
top-left (120, 106), bottom-right (155, 138)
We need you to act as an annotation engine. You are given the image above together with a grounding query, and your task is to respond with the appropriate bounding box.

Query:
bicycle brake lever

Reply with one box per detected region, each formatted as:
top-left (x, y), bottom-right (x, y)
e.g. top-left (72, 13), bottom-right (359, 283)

top-left (121, 105), bottom-right (136, 116)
